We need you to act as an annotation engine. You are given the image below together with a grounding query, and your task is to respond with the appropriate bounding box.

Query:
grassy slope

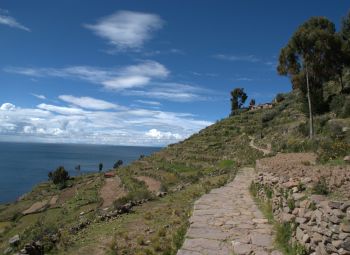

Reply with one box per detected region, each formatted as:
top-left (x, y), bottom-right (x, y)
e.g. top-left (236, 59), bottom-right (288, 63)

top-left (1, 89), bottom-right (349, 254)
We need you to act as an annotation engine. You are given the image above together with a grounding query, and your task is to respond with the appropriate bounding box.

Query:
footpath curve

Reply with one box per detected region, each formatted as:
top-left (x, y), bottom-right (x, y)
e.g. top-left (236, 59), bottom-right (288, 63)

top-left (248, 136), bottom-right (272, 156)
top-left (177, 168), bottom-right (281, 255)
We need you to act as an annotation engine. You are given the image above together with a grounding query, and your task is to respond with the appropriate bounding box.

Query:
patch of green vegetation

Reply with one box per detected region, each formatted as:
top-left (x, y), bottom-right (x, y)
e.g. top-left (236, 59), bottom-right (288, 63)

top-left (275, 222), bottom-right (307, 255)
top-left (312, 177), bottom-right (329, 195)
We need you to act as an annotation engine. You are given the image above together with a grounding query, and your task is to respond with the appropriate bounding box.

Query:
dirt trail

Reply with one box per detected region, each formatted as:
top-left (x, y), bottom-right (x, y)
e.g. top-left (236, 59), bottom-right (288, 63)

top-left (22, 200), bottom-right (48, 215)
top-left (136, 176), bottom-right (161, 193)
top-left (177, 168), bottom-right (281, 255)
top-left (100, 176), bottom-right (126, 209)
top-left (248, 136), bottom-right (272, 156)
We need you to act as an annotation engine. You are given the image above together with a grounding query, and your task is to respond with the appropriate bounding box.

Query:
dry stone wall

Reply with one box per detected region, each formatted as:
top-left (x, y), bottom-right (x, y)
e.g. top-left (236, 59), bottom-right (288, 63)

top-left (252, 170), bottom-right (350, 255)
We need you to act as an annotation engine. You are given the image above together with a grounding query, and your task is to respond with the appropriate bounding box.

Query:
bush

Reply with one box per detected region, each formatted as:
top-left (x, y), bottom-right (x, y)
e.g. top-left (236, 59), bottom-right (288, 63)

top-left (48, 166), bottom-right (69, 188)
top-left (275, 93), bottom-right (285, 103)
top-left (330, 94), bottom-right (350, 118)
top-left (318, 139), bottom-right (350, 163)
top-left (261, 110), bottom-right (278, 123)
top-left (312, 176), bottom-right (329, 195)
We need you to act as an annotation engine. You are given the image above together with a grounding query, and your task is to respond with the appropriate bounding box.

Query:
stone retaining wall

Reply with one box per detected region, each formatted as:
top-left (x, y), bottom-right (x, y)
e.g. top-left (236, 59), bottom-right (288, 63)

top-left (252, 171), bottom-right (350, 255)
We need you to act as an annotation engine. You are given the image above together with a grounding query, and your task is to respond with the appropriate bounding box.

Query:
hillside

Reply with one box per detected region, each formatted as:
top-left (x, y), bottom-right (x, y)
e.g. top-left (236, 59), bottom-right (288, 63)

top-left (1, 89), bottom-right (350, 255)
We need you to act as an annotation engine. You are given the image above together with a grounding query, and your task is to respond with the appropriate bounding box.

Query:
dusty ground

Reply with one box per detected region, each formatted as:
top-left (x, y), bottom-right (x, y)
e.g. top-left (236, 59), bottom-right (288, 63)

top-left (100, 176), bottom-right (126, 209)
top-left (257, 153), bottom-right (350, 200)
top-left (136, 176), bottom-right (161, 193)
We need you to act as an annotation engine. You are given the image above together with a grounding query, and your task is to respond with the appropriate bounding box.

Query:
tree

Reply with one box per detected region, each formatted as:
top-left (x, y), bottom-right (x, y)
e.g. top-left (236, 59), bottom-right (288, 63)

top-left (336, 11), bottom-right (350, 92)
top-left (48, 166), bottom-right (69, 188)
top-left (113, 160), bottom-right (123, 169)
top-left (277, 17), bottom-right (341, 139)
top-left (230, 88), bottom-right (247, 115)
top-left (99, 162), bottom-right (103, 172)
top-left (75, 164), bottom-right (81, 175)
top-left (249, 99), bottom-right (256, 107)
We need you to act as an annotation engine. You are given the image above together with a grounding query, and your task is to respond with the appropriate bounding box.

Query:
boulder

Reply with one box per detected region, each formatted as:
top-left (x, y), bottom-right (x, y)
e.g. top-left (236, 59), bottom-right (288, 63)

top-left (344, 155), bottom-right (350, 163)
top-left (9, 234), bottom-right (20, 246)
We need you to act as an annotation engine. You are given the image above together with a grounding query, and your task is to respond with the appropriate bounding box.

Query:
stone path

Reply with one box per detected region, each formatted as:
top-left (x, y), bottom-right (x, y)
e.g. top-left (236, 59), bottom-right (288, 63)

top-left (177, 168), bottom-right (280, 255)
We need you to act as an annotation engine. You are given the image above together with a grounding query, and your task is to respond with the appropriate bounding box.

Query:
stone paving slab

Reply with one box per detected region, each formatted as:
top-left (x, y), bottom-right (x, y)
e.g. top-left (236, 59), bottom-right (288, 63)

top-left (177, 168), bottom-right (280, 255)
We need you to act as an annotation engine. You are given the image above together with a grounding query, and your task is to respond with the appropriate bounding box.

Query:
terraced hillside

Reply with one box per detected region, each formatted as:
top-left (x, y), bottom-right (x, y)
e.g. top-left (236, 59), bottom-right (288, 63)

top-left (1, 90), bottom-right (349, 255)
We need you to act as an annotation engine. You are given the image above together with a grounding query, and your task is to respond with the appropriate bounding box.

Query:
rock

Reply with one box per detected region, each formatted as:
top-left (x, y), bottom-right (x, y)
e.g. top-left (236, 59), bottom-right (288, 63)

top-left (301, 177), bottom-right (312, 184)
top-left (339, 248), bottom-right (350, 255)
top-left (316, 243), bottom-right (328, 255)
top-left (232, 241), bottom-right (252, 255)
top-left (252, 218), bottom-right (268, 224)
top-left (303, 234), bottom-right (311, 243)
top-left (340, 233), bottom-right (350, 240)
top-left (341, 202), bottom-right (350, 212)
top-left (344, 155), bottom-right (350, 163)
top-left (312, 232), bottom-right (323, 243)
top-left (341, 239), bottom-right (350, 251)
top-left (310, 195), bottom-right (327, 203)
top-left (333, 240), bottom-right (343, 249)
top-left (3, 247), bottom-right (13, 254)
top-left (296, 217), bottom-right (307, 224)
top-left (293, 193), bottom-right (305, 200)
top-left (283, 180), bottom-right (298, 188)
top-left (329, 215), bottom-right (341, 224)
top-left (342, 224), bottom-right (350, 233)
top-left (250, 233), bottom-right (272, 247)
top-left (156, 191), bottom-right (167, 197)
top-left (328, 201), bottom-right (342, 209)
top-left (296, 227), bottom-right (304, 242)
top-left (292, 187), bottom-right (299, 193)
top-left (281, 213), bottom-right (295, 222)
top-left (9, 234), bottom-right (20, 246)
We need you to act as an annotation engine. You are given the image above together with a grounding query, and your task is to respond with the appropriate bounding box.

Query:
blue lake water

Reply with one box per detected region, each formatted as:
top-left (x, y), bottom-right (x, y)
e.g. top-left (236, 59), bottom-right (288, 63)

top-left (0, 142), bottom-right (161, 204)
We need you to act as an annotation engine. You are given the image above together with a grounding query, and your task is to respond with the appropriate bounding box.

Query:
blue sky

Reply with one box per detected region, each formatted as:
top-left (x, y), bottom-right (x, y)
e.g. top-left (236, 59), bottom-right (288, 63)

top-left (0, 1), bottom-right (349, 145)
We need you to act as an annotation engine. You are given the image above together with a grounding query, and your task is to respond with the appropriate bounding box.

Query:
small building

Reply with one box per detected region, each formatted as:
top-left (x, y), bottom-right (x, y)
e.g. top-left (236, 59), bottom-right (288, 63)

top-left (104, 172), bottom-right (116, 178)
top-left (249, 103), bottom-right (273, 111)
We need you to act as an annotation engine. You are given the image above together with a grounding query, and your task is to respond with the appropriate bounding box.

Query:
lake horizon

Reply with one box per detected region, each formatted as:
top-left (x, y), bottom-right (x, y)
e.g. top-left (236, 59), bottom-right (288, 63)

top-left (0, 142), bottom-right (162, 204)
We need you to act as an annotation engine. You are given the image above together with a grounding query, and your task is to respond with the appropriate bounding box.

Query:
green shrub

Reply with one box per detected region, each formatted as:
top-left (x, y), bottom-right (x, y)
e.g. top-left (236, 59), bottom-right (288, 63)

top-left (262, 110), bottom-right (278, 123)
top-left (318, 139), bottom-right (350, 163)
top-left (287, 199), bottom-right (295, 210)
top-left (312, 176), bottom-right (329, 195)
top-left (48, 166), bottom-right (69, 188)
top-left (275, 93), bottom-right (285, 103)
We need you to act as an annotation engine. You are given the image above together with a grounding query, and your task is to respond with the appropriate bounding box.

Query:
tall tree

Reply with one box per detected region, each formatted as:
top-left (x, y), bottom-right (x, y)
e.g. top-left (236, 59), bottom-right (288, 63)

top-left (337, 11), bottom-right (350, 91)
top-left (230, 88), bottom-right (247, 115)
top-left (277, 17), bottom-right (340, 139)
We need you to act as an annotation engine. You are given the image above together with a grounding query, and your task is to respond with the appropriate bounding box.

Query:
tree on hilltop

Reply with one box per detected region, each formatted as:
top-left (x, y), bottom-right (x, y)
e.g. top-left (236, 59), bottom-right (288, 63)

top-left (48, 166), bottom-right (69, 189)
top-left (113, 160), bottom-right (123, 169)
top-left (277, 17), bottom-right (343, 139)
top-left (230, 88), bottom-right (247, 115)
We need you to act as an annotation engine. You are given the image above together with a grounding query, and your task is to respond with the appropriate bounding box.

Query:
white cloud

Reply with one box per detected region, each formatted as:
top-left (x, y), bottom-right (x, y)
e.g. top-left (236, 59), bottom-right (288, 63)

top-left (0, 101), bottom-right (212, 146)
top-left (59, 95), bottom-right (123, 110)
top-left (235, 77), bottom-right (254, 81)
top-left (124, 83), bottom-right (211, 102)
top-left (37, 103), bottom-right (86, 115)
top-left (31, 93), bottom-right (46, 100)
top-left (145, 129), bottom-right (182, 140)
top-left (0, 103), bottom-right (16, 111)
top-left (213, 54), bottom-right (260, 63)
top-left (0, 10), bottom-right (30, 32)
top-left (84, 10), bottom-right (163, 51)
top-left (5, 60), bottom-right (169, 91)
top-left (102, 75), bottom-right (150, 90)
top-left (135, 100), bottom-right (161, 106)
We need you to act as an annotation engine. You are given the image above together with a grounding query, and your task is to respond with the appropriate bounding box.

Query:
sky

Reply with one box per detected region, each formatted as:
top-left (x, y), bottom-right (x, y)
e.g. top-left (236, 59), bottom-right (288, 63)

top-left (0, 1), bottom-right (349, 146)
